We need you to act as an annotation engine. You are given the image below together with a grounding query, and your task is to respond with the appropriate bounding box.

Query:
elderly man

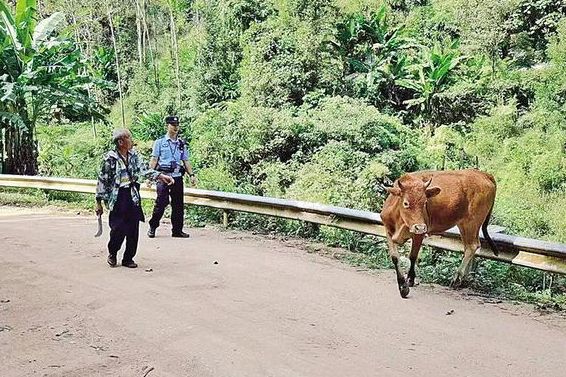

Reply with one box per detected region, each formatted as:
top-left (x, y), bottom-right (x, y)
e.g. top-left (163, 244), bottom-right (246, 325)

top-left (95, 129), bottom-right (173, 268)
top-left (147, 115), bottom-right (196, 238)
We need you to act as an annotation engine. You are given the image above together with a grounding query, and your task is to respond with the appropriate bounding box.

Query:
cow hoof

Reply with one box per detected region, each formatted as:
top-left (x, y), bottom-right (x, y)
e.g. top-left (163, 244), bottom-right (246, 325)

top-left (400, 286), bottom-right (410, 298)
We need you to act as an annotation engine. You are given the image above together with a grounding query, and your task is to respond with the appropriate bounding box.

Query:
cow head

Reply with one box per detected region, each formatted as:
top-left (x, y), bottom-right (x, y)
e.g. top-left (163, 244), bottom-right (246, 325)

top-left (386, 176), bottom-right (441, 234)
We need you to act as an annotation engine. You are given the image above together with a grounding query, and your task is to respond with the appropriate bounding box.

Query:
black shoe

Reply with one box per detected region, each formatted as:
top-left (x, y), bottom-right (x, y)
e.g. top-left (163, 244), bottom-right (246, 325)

top-left (122, 260), bottom-right (138, 268)
top-left (107, 255), bottom-right (117, 267)
top-left (172, 231), bottom-right (190, 238)
top-left (147, 227), bottom-right (156, 238)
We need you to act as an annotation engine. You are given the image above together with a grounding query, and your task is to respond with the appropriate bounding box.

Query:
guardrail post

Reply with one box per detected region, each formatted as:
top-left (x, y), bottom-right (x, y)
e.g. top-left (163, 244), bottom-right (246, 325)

top-left (223, 210), bottom-right (229, 228)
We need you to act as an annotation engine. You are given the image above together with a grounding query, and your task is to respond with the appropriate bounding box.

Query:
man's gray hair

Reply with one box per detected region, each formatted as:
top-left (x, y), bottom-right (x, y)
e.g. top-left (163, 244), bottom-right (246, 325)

top-left (112, 128), bottom-right (131, 145)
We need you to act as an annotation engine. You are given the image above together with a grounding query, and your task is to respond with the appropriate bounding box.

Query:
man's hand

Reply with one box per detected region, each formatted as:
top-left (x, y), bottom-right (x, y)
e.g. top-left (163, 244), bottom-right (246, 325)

top-left (95, 201), bottom-right (103, 216)
top-left (158, 174), bottom-right (174, 186)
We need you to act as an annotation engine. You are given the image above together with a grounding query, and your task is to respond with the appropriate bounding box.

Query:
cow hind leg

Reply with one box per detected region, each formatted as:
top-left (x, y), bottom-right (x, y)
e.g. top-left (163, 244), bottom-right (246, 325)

top-left (387, 236), bottom-right (409, 298)
top-left (452, 225), bottom-right (481, 289)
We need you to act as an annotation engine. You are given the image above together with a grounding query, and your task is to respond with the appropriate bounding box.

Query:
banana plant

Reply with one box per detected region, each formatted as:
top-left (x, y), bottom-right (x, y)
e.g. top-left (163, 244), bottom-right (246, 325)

top-left (397, 39), bottom-right (465, 118)
top-left (336, 5), bottom-right (416, 106)
top-left (0, 0), bottom-right (108, 175)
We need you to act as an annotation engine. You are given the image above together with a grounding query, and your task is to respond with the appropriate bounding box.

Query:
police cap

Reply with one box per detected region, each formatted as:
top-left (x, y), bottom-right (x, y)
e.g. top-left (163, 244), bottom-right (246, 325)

top-left (164, 115), bottom-right (179, 124)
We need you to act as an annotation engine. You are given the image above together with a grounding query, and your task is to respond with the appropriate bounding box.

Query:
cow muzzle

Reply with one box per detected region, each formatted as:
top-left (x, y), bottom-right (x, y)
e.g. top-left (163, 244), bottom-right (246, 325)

top-left (410, 224), bottom-right (428, 234)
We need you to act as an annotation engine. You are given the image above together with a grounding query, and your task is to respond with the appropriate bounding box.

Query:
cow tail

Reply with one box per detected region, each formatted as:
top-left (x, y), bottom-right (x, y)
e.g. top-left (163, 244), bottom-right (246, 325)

top-left (481, 205), bottom-right (499, 256)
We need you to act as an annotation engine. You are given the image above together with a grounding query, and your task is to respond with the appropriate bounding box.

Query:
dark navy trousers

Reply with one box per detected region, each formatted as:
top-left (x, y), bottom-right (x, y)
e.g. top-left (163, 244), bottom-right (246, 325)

top-left (108, 187), bottom-right (144, 262)
top-left (148, 176), bottom-right (184, 234)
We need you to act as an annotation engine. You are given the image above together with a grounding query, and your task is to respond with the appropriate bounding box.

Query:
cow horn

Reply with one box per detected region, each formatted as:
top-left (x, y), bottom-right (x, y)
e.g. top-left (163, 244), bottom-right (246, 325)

top-left (397, 180), bottom-right (404, 190)
top-left (424, 178), bottom-right (432, 188)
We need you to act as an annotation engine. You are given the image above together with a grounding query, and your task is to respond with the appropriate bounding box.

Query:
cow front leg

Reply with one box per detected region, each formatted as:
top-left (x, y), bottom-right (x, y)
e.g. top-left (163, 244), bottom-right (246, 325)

top-left (387, 237), bottom-right (409, 298)
top-left (392, 256), bottom-right (409, 298)
top-left (407, 235), bottom-right (424, 287)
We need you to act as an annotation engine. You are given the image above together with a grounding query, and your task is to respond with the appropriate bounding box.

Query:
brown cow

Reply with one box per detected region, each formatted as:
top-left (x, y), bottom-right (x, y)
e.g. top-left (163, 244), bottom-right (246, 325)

top-left (380, 169), bottom-right (498, 298)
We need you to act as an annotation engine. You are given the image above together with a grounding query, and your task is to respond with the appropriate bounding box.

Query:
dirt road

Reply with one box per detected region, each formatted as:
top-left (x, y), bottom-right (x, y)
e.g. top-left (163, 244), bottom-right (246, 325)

top-left (1, 207), bottom-right (565, 377)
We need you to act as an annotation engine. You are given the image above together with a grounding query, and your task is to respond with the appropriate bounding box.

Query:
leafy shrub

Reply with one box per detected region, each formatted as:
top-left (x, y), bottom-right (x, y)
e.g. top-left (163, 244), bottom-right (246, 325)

top-left (37, 123), bottom-right (112, 179)
top-left (191, 95), bottom-right (419, 211)
top-left (465, 106), bottom-right (566, 242)
top-left (240, 16), bottom-right (342, 107)
top-left (505, 0), bottom-right (566, 53)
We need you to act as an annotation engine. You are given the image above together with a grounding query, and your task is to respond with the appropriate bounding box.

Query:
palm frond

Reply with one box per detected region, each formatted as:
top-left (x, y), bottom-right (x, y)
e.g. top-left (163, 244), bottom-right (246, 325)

top-left (0, 0), bottom-right (15, 26)
top-left (32, 12), bottom-right (66, 50)
top-left (15, 0), bottom-right (36, 49)
top-left (0, 11), bottom-right (22, 51)
top-left (0, 111), bottom-right (26, 130)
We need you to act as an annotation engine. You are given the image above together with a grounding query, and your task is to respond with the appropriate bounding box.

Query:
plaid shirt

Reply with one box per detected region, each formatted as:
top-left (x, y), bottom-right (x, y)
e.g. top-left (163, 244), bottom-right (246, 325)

top-left (95, 149), bottom-right (160, 211)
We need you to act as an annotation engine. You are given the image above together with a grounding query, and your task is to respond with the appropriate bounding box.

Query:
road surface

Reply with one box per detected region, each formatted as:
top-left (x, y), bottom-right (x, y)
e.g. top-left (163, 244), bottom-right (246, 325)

top-left (1, 207), bottom-right (565, 376)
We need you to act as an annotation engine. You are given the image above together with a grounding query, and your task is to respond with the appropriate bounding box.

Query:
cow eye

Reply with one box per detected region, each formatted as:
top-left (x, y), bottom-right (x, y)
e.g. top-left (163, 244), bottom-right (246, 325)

top-left (403, 201), bottom-right (410, 208)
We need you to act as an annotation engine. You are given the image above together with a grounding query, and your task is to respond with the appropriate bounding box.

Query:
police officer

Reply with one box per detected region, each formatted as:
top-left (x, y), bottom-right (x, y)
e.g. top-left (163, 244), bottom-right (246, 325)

top-left (147, 116), bottom-right (196, 238)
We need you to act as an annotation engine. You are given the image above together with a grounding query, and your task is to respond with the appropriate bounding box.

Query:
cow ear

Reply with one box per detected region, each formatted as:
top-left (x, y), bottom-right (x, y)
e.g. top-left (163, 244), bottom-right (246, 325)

top-left (386, 187), bottom-right (402, 196)
top-left (426, 186), bottom-right (441, 198)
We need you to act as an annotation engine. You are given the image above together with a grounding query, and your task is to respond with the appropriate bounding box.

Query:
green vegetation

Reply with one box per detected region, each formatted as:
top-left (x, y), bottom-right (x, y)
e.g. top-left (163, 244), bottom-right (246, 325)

top-left (1, 0), bottom-right (566, 306)
top-left (0, 0), bottom-right (108, 174)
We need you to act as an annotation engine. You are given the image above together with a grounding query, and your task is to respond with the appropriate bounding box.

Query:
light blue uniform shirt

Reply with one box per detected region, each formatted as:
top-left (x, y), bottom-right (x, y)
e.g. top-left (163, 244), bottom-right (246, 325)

top-left (151, 135), bottom-right (189, 178)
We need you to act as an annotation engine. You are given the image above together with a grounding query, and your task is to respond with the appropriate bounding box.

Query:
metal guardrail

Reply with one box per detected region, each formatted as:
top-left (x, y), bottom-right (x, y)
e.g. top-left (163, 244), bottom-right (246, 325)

top-left (1, 174), bottom-right (566, 275)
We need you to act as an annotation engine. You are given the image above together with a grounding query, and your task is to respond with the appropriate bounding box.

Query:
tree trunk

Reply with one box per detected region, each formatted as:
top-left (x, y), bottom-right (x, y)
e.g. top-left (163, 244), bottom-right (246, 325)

top-left (169, 1), bottom-right (181, 108)
top-left (135, 0), bottom-right (143, 65)
top-left (0, 128), bottom-right (4, 173)
top-left (141, 0), bottom-right (149, 64)
top-left (107, 8), bottom-right (126, 129)
top-left (70, 11), bottom-right (97, 138)
top-left (149, 19), bottom-right (160, 90)
top-left (5, 124), bottom-right (37, 175)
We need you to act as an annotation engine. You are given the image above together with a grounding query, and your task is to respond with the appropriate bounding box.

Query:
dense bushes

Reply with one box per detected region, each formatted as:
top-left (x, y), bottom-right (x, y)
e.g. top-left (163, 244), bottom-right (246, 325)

top-left (190, 96), bottom-right (419, 211)
top-left (240, 16), bottom-right (342, 107)
top-left (462, 22), bottom-right (566, 242)
top-left (37, 124), bottom-right (113, 179)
